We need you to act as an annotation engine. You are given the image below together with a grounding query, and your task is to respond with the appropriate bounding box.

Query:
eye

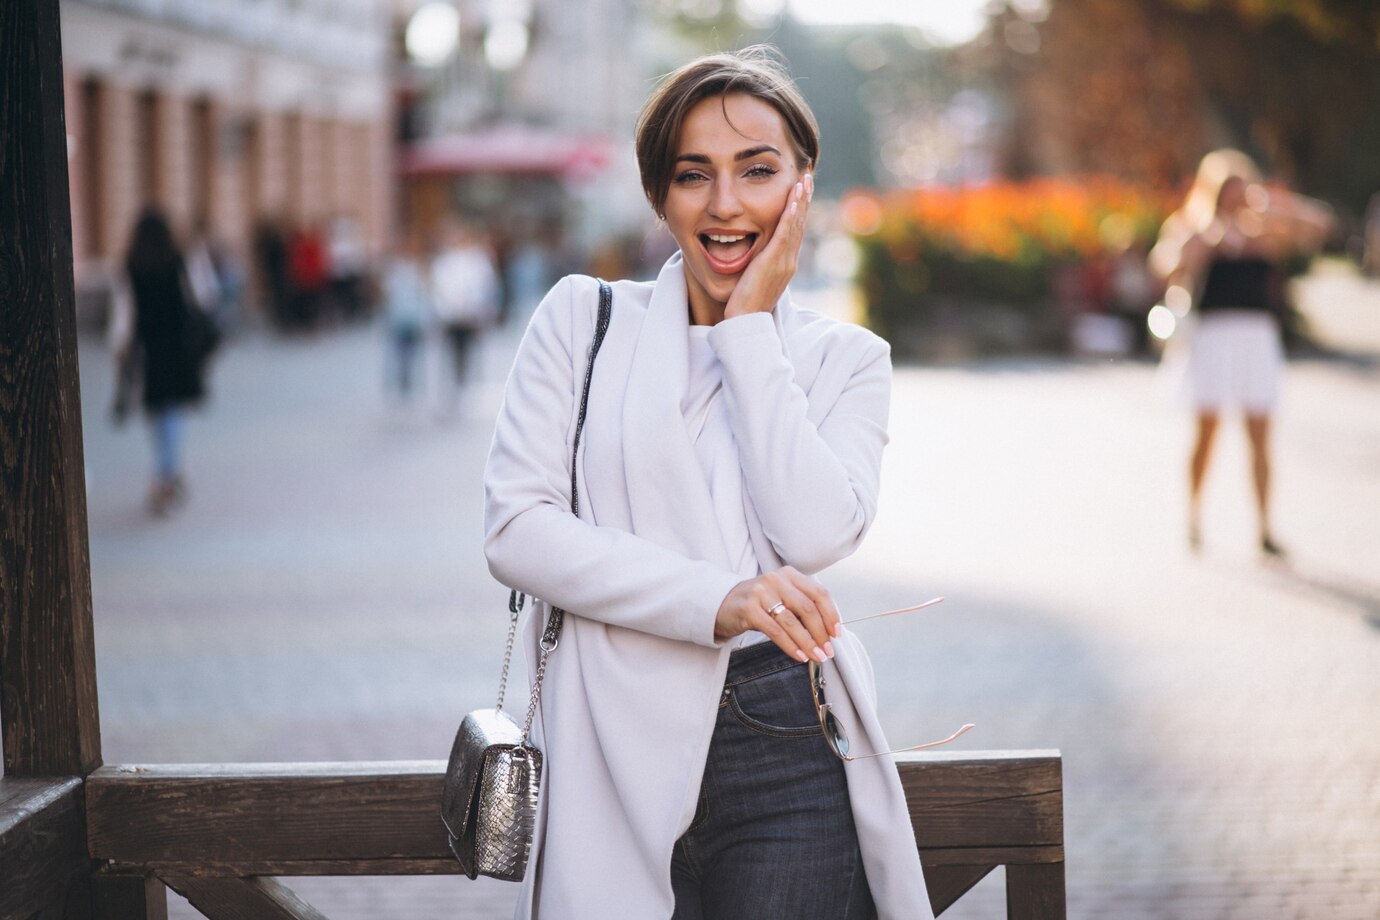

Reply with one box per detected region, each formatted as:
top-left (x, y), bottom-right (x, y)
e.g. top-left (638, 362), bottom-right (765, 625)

top-left (673, 170), bottom-right (709, 185)
top-left (745, 163), bottom-right (778, 179)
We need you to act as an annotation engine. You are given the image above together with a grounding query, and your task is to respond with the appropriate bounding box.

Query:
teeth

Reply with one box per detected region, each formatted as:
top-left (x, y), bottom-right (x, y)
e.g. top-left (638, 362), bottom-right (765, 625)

top-left (706, 234), bottom-right (747, 243)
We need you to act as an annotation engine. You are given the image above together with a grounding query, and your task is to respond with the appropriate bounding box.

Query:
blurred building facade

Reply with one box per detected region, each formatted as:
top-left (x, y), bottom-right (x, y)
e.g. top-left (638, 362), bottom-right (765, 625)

top-left (394, 0), bottom-right (662, 273)
top-left (61, 0), bottom-right (394, 317)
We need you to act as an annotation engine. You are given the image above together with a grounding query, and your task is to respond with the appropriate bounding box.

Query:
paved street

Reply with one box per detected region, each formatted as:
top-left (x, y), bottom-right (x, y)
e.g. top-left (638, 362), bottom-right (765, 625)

top-left (77, 267), bottom-right (1380, 919)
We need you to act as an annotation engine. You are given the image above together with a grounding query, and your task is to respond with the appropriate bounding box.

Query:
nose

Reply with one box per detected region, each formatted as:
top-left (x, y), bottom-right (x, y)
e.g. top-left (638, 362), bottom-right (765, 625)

top-left (707, 176), bottom-right (743, 220)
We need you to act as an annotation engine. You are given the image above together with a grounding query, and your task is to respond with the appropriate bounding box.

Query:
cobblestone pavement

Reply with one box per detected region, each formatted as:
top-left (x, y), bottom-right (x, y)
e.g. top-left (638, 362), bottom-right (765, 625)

top-left (76, 267), bottom-right (1380, 919)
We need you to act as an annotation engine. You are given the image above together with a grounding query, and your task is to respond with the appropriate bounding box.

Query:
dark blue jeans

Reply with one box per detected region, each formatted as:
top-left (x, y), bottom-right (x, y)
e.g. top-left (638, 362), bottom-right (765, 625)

top-left (671, 642), bottom-right (875, 920)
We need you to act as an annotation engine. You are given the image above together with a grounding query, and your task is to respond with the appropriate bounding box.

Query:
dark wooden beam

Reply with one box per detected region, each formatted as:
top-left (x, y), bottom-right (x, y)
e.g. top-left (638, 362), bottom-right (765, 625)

top-left (161, 878), bottom-right (328, 920)
top-left (926, 864), bottom-right (996, 916)
top-left (87, 754), bottom-right (1062, 868)
top-left (87, 762), bottom-right (452, 865)
top-left (0, 0), bottom-right (102, 778)
top-left (115, 859), bottom-right (459, 878)
top-left (896, 750), bottom-right (1063, 850)
top-left (91, 869), bottom-right (169, 920)
top-left (0, 777), bottom-right (91, 919)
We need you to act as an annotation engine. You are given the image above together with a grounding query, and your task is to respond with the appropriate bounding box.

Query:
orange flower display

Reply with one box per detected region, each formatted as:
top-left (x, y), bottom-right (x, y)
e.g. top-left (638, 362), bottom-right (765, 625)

top-left (845, 177), bottom-right (1174, 346)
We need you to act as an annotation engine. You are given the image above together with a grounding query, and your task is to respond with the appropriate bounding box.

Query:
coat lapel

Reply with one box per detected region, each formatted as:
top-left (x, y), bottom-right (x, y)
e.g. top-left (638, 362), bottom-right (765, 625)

top-left (621, 254), bottom-right (732, 569)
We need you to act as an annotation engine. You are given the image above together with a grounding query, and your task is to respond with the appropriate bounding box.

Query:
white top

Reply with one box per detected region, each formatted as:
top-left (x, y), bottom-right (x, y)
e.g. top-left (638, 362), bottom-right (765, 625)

top-left (430, 245), bottom-right (499, 326)
top-left (683, 323), bottom-right (767, 648)
top-left (483, 255), bottom-right (932, 920)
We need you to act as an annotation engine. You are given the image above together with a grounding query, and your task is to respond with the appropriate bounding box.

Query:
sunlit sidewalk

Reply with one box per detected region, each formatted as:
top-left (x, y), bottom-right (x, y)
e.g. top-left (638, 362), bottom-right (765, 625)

top-left (77, 269), bottom-right (1380, 919)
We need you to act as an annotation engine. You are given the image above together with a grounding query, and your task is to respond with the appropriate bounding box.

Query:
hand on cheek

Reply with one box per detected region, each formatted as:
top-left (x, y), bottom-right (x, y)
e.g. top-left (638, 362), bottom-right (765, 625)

top-left (724, 172), bottom-right (812, 319)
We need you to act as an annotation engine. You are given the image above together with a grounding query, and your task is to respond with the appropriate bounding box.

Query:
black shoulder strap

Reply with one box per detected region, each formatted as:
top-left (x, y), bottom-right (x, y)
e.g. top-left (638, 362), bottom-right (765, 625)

top-left (513, 278), bottom-right (613, 652)
top-left (569, 279), bottom-right (612, 517)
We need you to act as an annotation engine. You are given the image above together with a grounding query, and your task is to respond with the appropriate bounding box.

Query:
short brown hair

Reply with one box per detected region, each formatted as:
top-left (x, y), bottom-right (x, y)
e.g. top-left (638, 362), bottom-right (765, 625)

top-left (635, 46), bottom-right (820, 216)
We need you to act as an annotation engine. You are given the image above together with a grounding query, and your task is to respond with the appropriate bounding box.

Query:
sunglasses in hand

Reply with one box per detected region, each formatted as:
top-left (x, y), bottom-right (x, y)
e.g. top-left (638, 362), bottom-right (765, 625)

top-left (812, 596), bottom-right (975, 762)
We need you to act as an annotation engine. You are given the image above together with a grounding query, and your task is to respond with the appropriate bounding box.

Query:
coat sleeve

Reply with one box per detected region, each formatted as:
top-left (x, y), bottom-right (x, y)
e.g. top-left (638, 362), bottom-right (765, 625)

top-left (483, 276), bottom-right (741, 647)
top-left (708, 312), bottom-right (891, 574)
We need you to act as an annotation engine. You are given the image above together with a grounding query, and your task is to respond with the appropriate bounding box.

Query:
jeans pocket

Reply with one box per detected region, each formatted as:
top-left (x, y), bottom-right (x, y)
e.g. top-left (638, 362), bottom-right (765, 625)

top-left (686, 784), bottom-right (709, 833)
top-left (726, 664), bottom-right (823, 739)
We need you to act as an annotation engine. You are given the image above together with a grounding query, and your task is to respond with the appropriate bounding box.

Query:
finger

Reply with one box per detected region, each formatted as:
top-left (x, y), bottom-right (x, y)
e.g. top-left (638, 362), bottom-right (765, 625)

top-left (787, 179), bottom-right (804, 220)
top-left (749, 581), bottom-right (805, 660)
top-left (787, 175), bottom-right (811, 249)
top-left (760, 577), bottom-right (829, 662)
top-left (777, 580), bottom-right (833, 653)
top-left (794, 575), bottom-right (841, 639)
top-left (757, 606), bottom-right (810, 663)
top-left (764, 605), bottom-right (825, 663)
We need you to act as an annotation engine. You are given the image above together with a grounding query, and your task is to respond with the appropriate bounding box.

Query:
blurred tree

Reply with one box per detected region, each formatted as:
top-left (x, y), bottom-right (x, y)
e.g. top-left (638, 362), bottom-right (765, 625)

top-left (646, 2), bottom-right (980, 195)
top-left (987, 0), bottom-right (1380, 218)
top-left (1167, 0), bottom-right (1380, 48)
top-left (642, 0), bottom-right (754, 47)
top-left (981, 0), bottom-right (1203, 187)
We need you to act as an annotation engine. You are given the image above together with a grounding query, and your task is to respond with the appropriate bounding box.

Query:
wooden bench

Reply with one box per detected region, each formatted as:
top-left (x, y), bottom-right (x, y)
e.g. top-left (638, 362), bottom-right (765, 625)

top-left (65, 751), bottom-right (1064, 918)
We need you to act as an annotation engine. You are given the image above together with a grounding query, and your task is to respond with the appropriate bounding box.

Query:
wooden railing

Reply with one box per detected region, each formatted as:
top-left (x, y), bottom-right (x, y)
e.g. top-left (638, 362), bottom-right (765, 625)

top-left (5, 751), bottom-right (1063, 918)
top-left (43, 750), bottom-right (1061, 919)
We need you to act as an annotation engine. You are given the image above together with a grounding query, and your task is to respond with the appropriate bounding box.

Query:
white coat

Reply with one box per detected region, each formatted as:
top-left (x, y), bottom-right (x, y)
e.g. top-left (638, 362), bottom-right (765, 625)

top-left (483, 254), bottom-right (933, 919)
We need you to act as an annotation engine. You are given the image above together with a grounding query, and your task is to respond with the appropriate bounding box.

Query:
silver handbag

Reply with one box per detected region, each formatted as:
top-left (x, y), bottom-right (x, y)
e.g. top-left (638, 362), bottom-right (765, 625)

top-left (442, 279), bottom-right (612, 882)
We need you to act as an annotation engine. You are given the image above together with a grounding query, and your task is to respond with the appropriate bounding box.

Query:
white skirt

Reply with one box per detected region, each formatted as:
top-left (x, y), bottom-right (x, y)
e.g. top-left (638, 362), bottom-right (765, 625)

top-left (1183, 310), bottom-right (1283, 413)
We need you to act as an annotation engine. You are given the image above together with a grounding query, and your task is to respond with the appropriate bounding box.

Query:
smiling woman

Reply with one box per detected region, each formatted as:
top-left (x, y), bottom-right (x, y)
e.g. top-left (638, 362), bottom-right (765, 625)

top-left (634, 49), bottom-right (819, 328)
top-left (481, 46), bottom-right (938, 919)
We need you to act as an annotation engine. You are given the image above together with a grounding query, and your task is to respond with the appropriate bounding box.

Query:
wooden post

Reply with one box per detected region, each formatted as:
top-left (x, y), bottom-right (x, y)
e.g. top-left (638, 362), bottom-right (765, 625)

top-left (91, 871), bottom-right (171, 920)
top-left (0, 778), bottom-right (91, 919)
top-left (0, 0), bottom-right (103, 777)
top-left (1006, 863), bottom-right (1067, 920)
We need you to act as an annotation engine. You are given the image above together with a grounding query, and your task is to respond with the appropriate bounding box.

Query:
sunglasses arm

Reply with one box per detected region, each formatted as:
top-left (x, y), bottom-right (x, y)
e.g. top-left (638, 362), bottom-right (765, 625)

top-left (841, 722), bottom-right (976, 761)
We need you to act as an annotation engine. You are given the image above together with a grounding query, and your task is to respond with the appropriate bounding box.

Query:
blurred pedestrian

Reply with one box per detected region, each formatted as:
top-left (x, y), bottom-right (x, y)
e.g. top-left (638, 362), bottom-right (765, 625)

top-left (254, 216), bottom-right (291, 330)
top-left (483, 47), bottom-right (947, 919)
top-left (327, 214), bottom-right (369, 322)
top-left (429, 220), bottom-right (499, 416)
top-left (505, 220), bottom-right (558, 325)
top-left (287, 221), bottom-right (329, 331)
top-left (113, 207), bottom-right (217, 516)
top-left (1363, 191), bottom-right (1380, 278)
top-left (186, 217), bottom-right (244, 334)
top-left (1150, 149), bottom-right (1333, 555)
top-left (380, 234), bottom-right (431, 401)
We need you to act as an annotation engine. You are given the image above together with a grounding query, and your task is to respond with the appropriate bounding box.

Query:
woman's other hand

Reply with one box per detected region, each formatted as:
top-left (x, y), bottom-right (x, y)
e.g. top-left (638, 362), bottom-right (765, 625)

top-left (723, 173), bottom-right (813, 319)
top-left (714, 563), bottom-right (840, 663)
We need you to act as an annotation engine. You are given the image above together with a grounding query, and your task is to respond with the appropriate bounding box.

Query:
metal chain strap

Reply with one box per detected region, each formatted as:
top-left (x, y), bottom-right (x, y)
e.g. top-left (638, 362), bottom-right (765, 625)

top-left (505, 279), bottom-right (612, 746)
top-left (521, 607), bottom-right (561, 740)
top-left (494, 591), bottom-right (524, 712)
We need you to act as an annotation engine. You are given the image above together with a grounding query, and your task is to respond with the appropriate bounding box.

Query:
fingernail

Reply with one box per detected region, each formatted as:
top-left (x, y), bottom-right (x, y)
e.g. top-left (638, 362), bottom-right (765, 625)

top-left (790, 201), bottom-right (798, 215)
top-left (812, 646), bottom-right (827, 662)
top-left (823, 640), bottom-right (834, 658)
top-left (794, 649), bottom-right (809, 663)
top-left (831, 622), bottom-right (842, 638)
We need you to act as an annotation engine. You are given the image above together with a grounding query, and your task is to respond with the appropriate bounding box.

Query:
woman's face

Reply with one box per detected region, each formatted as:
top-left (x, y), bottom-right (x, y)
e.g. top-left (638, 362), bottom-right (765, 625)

top-left (662, 93), bottom-right (805, 321)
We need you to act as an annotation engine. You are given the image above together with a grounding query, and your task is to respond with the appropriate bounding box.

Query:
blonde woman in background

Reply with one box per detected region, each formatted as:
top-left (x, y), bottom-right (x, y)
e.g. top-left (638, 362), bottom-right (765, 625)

top-left (1150, 149), bottom-right (1333, 555)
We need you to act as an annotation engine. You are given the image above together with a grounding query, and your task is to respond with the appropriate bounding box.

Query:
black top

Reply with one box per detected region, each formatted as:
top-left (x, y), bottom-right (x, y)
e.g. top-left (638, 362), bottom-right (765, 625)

top-left (130, 258), bottom-right (206, 410)
top-left (1198, 256), bottom-right (1280, 313)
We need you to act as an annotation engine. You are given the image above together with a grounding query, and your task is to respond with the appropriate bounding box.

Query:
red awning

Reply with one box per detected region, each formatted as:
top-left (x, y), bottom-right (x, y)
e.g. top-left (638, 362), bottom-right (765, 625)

top-left (401, 124), bottom-right (616, 179)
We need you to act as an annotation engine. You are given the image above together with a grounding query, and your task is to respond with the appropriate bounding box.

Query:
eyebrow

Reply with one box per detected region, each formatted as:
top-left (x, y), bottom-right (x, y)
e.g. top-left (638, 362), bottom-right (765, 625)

top-left (675, 145), bottom-right (782, 165)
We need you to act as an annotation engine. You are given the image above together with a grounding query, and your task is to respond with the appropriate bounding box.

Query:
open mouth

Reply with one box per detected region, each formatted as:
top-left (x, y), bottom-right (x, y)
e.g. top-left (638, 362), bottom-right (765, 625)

top-left (698, 232), bottom-right (759, 275)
